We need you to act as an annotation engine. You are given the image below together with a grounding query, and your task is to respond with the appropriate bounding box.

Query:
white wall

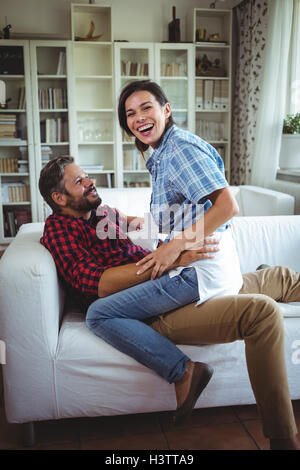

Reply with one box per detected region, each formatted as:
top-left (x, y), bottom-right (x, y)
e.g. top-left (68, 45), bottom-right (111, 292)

top-left (1, 0), bottom-right (241, 42)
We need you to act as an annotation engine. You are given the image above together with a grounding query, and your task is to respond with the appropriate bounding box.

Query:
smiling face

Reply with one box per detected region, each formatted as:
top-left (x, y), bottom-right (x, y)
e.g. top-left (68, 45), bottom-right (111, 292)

top-left (125, 90), bottom-right (171, 148)
top-left (52, 163), bottom-right (101, 218)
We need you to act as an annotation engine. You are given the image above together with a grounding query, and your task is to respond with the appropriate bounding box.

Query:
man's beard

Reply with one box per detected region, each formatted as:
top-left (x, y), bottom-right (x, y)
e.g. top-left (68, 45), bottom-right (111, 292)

top-left (65, 189), bottom-right (102, 213)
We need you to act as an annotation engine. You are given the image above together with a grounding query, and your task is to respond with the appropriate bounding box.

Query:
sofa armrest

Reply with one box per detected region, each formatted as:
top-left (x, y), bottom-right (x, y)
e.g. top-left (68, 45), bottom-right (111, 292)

top-left (0, 223), bottom-right (65, 422)
top-left (238, 185), bottom-right (295, 216)
top-left (0, 224), bottom-right (64, 360)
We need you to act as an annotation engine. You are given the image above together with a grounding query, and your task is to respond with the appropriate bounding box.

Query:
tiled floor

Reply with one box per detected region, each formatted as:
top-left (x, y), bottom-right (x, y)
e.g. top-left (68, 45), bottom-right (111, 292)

top-left (1, 363), bottom-right (299, 450)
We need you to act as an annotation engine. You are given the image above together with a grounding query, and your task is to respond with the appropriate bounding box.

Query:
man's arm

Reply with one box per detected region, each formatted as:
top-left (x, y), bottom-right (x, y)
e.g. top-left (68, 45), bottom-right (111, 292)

top-left (97, 238), bottom-right (219, 297)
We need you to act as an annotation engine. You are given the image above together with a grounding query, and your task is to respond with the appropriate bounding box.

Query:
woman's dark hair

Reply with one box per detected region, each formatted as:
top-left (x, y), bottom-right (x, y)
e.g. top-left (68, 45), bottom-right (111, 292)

top-left (38, 155), bottom-right (74, 213)
top-left (118, 80), bottom-right (175, 154)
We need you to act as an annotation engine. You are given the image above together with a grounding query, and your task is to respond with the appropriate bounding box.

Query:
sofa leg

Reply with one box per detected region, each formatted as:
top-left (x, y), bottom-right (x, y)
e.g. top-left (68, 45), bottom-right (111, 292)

top-left (21, 421), bottom-right (36, 447)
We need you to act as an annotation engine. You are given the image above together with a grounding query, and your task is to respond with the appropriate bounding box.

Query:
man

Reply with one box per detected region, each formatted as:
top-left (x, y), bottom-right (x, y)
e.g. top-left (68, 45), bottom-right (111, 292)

top-left (39, 155), bottom-right (299, 450)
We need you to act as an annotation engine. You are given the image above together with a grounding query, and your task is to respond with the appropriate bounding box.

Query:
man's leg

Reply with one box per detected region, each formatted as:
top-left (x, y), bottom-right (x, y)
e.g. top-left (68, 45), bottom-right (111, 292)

top-left (149, 292), bottom-right (298, 442)
top-left (241, 265), bottom-right (300, 301)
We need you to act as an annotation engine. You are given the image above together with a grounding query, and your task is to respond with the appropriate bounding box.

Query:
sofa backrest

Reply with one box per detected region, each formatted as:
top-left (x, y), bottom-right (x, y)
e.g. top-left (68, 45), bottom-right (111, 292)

top-left (232, 215), bottom-right (300, 273)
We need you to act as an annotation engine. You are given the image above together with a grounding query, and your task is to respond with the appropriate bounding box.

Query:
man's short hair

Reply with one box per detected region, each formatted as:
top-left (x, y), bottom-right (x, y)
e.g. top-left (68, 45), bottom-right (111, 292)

top-left (39, 155), bottom-right (74, 213)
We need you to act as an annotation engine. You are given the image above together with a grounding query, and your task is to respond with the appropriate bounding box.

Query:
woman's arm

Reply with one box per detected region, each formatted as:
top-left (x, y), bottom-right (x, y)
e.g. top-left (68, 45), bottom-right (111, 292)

top-left (176, 187), bottom-right (239, 251)
top-left (136, 187), bottom-right (238, 279)
top-left (97, 238), bottom-right (220, 297)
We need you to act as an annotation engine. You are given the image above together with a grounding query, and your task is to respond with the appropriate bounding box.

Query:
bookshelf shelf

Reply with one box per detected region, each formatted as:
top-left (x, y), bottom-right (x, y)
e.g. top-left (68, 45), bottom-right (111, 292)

top-left (0, 74), bottom-right (25, 79)
top-left (38, 75), bottom-right (67, 79)
top-left (0, 172), bottom-right (29, 177)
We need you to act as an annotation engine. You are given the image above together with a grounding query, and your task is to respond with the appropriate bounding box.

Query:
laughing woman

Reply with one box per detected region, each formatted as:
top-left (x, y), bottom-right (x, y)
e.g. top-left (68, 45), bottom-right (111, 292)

top-left (86, 80), bottom-right (242, 425)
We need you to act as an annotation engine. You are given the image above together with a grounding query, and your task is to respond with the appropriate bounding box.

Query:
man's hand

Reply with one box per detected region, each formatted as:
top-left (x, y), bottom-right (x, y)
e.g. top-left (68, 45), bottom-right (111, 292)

top-left (136, 236), bottom-right (220, 280)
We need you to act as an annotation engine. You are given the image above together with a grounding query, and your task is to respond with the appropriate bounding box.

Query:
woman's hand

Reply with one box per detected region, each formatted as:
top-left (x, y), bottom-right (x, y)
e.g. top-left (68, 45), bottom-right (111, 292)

top-left (136, 236), bottom-right (219, 280)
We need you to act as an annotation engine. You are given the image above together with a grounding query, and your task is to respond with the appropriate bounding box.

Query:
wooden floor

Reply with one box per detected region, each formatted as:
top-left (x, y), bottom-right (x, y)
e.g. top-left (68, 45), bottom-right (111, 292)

top-left (0, 363), bottom-right (299, 450)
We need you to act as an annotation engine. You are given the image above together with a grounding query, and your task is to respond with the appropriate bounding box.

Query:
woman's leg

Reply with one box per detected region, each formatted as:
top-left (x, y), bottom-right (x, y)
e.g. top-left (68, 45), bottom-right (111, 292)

top-left (149, 292), bottom-right (298, 441)
top-left (86, 268), bottom-right (199, 383)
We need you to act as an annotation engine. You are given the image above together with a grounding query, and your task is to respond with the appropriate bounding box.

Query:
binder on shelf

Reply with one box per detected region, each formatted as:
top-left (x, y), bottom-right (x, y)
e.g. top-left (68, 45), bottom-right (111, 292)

top-left (213, 81), bottom-right (222, 110)
top-left (220, 80), bottom-right (229, 110)
top-left (204, 80), bottom-right (214, 109)
top-left (195, 80), bottom-right (204, 110)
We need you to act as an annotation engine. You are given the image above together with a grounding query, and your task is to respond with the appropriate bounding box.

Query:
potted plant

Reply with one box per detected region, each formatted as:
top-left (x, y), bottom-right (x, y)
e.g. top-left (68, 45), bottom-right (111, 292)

top-left (279, 113), bottom-right (300, 169)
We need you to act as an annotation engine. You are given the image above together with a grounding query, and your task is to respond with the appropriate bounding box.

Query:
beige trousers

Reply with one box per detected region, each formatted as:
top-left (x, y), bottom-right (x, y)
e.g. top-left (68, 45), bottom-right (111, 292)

top-left (149, 266), bottom-right (300, 439)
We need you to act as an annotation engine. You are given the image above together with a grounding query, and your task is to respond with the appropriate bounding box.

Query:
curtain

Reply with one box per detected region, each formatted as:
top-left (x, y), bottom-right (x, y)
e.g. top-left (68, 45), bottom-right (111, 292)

top-left (250, 0), bottom-right (294, 186)
top-left (288, 0), bottom-right (300, 114)
top-left (231, 0), bottom-right (269, 185)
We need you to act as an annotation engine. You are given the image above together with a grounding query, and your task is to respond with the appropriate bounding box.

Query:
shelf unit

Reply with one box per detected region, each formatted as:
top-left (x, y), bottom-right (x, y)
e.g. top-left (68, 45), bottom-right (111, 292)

top-left (154, 42), bottom-right (194, 134)
top-left (114, 41), bottom-right (194, 188)
top-left (0, 40), bottom-right (37, 243)
top-left (0, 5), bottom-right (234, 243)
top-left (29, 40), bottom-right (75, 220)
top-left (187, 8), bottom-right (232, 179)
top-left (114, 42), bottom-right (155, 188)
top-left (71, 4), bottom-right (116, 189)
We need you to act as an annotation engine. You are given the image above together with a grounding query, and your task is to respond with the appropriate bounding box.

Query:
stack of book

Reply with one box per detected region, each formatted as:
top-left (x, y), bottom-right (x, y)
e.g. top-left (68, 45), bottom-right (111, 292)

top-left (0, 114), bottom-right (17, 139)
top-left (1, 182), bottom-right (30, 203)
top-left (123, 149), bottom-right (146, 171)
top-left (160, 62), bottom-right (186, 77)
top-left (39, 87), bottom-right (67, 109)
top-left (18, 87), bottom-right (26, 109)
top-left (4, 209), bottom-right (31, 238)
top-left (121, 61), bottom-right (149, 76)
top-left (196, 80), bottom-right (229, 110)
top-left (123, 180), bottom-right (150, 188)
top-left (40, 118), bottom-right (69, 143)
top-left (197, 120), bottom-right (226, 141)
top-left (0, 157), bottom-right (18, 173)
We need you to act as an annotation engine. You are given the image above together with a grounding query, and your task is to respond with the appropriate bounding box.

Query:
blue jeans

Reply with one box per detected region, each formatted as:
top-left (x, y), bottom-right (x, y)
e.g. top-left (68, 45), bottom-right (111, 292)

top-left (86, 267), bottom-right (199, 383)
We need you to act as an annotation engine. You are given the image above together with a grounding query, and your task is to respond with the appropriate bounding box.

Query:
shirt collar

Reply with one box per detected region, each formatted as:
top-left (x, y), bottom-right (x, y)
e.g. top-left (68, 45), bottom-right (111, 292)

top-left (52, 209), bottom-right (97, 224)
top-left (146, 124), bottom-right (175, 172)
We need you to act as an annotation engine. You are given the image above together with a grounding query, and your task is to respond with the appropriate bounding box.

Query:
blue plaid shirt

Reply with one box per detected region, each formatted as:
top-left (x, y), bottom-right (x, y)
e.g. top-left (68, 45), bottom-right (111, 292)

top-left (146, 125), bottom-right (228, 235)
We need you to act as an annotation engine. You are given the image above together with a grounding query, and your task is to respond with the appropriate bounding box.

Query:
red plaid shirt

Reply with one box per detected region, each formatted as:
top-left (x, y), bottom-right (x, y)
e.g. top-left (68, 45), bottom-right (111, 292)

top-left (40, 206), bottom-right (150, 305)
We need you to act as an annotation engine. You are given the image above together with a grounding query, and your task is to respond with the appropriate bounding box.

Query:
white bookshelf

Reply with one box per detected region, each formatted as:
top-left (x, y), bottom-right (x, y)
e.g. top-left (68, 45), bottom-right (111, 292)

top-left (114, 42), bottom-right (155, 188)
top-left (0, 40), bottom-right (37, 243)
top-left (114, 41), bottom-right (195, 188)
top-left (0, 5), bottom-right (234, 242)
top-left (187, 8), bottom-right (232, 179)
top-left (71, 4), bottom-right (116, 189)
top-left (29, 40), bottom-right (75, 220)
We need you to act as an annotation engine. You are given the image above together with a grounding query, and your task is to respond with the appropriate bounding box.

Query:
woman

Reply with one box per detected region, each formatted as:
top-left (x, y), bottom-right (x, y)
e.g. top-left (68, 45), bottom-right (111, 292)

top-left (86, 80), bottom-right (242, 425)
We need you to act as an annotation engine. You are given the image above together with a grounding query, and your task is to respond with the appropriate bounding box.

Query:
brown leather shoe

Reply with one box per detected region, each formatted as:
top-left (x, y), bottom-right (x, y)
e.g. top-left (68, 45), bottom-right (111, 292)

top-left (173, 362), bottom-right (213, 426)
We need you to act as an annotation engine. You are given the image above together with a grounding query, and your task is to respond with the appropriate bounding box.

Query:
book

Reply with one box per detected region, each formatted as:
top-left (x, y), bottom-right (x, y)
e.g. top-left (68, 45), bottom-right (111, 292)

top-left (56, 51), bottom-right (66, 75)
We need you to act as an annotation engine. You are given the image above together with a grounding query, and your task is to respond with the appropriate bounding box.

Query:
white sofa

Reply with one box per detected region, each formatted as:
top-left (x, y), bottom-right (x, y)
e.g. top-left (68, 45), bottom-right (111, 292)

top-left (98, 185), bottom-right (295, 218)
top-left (0, 186), bottom-right (299, 447)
